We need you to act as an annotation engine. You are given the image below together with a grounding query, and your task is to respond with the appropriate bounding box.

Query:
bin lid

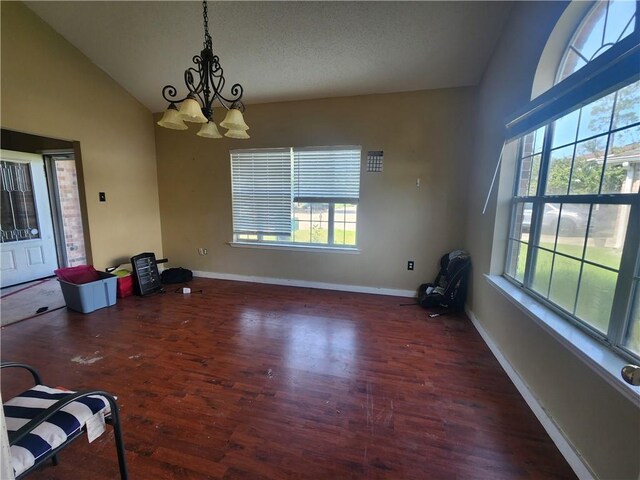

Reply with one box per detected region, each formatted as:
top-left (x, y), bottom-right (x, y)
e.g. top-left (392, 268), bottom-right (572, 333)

top-left (54, 265), bottom-right (100, 285)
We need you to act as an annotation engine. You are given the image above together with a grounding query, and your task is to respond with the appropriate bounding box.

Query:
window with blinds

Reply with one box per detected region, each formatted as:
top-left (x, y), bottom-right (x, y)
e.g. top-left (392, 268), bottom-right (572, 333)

top-left (230, 148), bottom-right (292, 236)
top-left (293, 147), bottom-right (361, 203)
top-left (230, 146), bottom-right (361, 248)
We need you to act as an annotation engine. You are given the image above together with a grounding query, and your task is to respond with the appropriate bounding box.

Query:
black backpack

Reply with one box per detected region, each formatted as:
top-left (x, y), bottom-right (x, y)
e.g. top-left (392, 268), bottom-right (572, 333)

top-left (160, 267), bottom-right (193, 284)
top-left (418, 250), bottom-right (471, 311)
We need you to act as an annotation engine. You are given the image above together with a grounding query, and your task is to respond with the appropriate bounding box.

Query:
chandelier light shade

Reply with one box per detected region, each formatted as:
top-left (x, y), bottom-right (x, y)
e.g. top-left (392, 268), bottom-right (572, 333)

top-left (224, 129), bottom-right (250, 139)
top-left (197, 120), bottom-right (223, 138)
top-left (156, 103), bottom-right (188, 130)
top-left (158, 0), bottom-right (249, 139)
top-left (220, 106), bottom-right (250, 131)
top-left (179, 94), bottom-right (208, 123)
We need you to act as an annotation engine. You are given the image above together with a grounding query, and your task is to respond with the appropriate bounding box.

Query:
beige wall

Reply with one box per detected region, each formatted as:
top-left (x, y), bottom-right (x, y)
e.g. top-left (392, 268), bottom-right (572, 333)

top-left (1, 2), bottom-right (163, 269)
top-left (464, 1), bottom-right (640, 479)
top-left (156, 89), bottom-right (474, 291)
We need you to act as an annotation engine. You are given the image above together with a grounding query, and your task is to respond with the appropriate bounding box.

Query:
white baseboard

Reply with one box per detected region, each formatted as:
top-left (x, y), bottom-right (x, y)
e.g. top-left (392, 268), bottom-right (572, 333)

top-left (192, 270), bottom-right (416, 298)
top-left (465, 306), bottom-right (595, 480)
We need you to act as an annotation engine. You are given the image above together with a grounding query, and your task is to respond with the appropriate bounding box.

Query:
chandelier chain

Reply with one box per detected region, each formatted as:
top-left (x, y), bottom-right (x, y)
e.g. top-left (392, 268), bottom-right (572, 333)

top-left (160, 0), bottom-right (245, 117)
top-left (202, 0), bottom-right (212, 50)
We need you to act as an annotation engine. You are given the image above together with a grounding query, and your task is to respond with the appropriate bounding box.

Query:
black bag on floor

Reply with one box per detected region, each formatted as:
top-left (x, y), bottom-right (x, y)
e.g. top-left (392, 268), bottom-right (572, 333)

top-left (418, 250), bottom-right (471, 311)
top-left (161, 267), bottom-right (193, 284)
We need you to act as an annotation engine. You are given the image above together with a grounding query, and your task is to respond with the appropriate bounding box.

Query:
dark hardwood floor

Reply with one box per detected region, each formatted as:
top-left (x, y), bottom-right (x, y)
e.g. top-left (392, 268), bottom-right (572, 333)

top-left (1, 278), bottom-right (576, 479)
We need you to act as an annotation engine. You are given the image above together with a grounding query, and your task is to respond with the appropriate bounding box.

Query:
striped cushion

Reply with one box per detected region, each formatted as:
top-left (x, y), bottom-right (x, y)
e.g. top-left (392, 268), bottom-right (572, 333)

top-left (3, 385), bottom-right (110, 477)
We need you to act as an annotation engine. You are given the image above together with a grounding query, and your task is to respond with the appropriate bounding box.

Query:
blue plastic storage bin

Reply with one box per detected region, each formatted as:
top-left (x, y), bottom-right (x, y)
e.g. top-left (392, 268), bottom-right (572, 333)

top-left (58, 271), bottom-right (117, 313)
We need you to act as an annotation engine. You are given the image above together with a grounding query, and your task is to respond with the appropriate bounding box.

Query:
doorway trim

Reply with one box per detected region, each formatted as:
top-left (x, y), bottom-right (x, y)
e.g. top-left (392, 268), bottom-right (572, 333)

top-left (44, 151), bottom-right (74, 267)
top-left (0, 129), bottom-right (93, 268)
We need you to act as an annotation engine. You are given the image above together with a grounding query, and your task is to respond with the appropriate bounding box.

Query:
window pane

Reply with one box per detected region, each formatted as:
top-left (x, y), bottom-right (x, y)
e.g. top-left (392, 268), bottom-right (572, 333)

top-left (311, 203), bottom-right (329, 223)
top-left (517, 154), bottom-right (542, 197)
top-left (546, 146), bottom-right (574, 195)
top-left (555, 204), bottom-right (590, 258)
top-left (557, 50), bottom-right (587, 83)
top-left (585, 204), bottom-right (630, 269)
top-left (623, 281), bottom-right (640, 356)
top-left (345, 223), bottom-right (357, 246)
top-left (517, 156), bottom-right (532, 196)
top-left (311, 224), bottom-right (328, 244)
top-left (551, 110), bottom-right (580, 148)
top-left (522, 127), bottom-right (546, 157)
top-left (0, 161), bottom-right (40, 243)
top-left (572, 2), bottom-right (607, 62)
top-left (538, 203), bottom-right (560, 248)
top-left (310, 203), bottom-right (329, 244)
top-left (549, 255), bottom-right (581, 313)
top-left (529, 154), bottom-right (541, 195)
top-left (533, 127), bottom-right (546, 154)
top-left (506, 240), bottom-right (528, 283)
top-left (294, 203), bottom-right (311, 224)
top-left (335, 222), bottom-right (357, 246)
top-left (577, 93), bottom-right (615, 141)
top-left (293, 202), bottom-right (310, 242)
top-left (522, 131), bottom-right (535, 158)
top-left (531, 248), bottom-right (553, 298)
top-left (575, 264), bottom-right (617, 333)
top-left (604, 0), bottom-right (637, 45)
top-left (333, 204), bottom-right (357, 246)
top-left (612, 80), bottom-right (640, 130)
top-left (511, 202), bottom-right (532, 241)
top-left (570, 136), bottom-right (606, 194)
top-left (603, 125), bottom-right (640, 194)
top-left (237, 234), bottom-right (258, 241)
top-left (293, 229), bottom-right (309, 242)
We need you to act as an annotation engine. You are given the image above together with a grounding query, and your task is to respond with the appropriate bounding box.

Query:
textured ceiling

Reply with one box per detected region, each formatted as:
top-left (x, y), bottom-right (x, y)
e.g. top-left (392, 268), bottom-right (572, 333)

top-left (26, 1), bottom-right (512, 113)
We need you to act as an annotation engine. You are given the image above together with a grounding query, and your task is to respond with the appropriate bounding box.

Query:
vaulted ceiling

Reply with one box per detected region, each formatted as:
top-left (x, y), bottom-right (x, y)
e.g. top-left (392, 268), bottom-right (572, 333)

top-left (26, 1), bottom-right (512, 113)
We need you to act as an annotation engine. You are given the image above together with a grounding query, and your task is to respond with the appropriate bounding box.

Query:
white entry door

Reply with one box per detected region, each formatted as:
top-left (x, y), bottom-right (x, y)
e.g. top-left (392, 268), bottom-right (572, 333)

top-left (0, 150), bottom-right (58, 287)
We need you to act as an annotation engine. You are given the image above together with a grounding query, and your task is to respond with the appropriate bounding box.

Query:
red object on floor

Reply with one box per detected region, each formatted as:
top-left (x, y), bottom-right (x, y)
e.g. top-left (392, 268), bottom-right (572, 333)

top-left (117, 275), bottom-right (133, 298)
top-left (54, 265), bottom-right (100, 285)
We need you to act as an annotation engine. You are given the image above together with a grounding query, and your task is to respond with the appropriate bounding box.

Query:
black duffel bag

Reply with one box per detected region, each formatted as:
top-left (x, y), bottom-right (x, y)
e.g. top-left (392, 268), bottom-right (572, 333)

top-left (160, 267), bottom-right (193, 284)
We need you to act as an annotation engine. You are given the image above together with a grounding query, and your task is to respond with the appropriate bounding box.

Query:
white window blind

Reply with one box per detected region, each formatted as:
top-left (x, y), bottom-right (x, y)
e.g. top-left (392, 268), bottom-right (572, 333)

top-left (230, 148), bottom-right (292, 235)
top-left (293, 147), bottom-right (361, 202)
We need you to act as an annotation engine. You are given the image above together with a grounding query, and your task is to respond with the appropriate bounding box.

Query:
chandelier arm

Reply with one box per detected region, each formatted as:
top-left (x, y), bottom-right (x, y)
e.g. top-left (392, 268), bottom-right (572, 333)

top-left (209, 67), bottom-right (226, 99)
top-left (214, 84), bottom-right (244, 110)
top-left (184, 67), bottom-right (206, 106)
top-left (204, 54), bottom-right (243, 110)
top-left (207, 55), bottom-right (243, 108)
top-left (208, 55), bottom-right (224, 92)
top-left (186, 56), bottom-right (205, 94)
top-left (161, 85), bottom-right (190, 104)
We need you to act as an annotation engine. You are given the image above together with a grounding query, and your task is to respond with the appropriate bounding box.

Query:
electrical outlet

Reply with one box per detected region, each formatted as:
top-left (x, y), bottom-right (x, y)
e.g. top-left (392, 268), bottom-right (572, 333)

top-left (198, 248), bottom-right (208, 255)
top-left (407, 261), bottom-right (414, 271)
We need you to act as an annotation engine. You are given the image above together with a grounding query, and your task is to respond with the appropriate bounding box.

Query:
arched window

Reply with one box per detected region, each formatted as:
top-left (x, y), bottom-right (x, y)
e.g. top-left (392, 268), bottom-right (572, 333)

top-left (557, 0), bottom-right (636, 82)
top-left (504, 1), bottom-right (640, 360)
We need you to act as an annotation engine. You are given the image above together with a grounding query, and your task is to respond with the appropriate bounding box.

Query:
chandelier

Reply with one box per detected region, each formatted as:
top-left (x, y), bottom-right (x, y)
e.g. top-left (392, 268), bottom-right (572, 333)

top-left (157, 0), bottom-right (249, 139)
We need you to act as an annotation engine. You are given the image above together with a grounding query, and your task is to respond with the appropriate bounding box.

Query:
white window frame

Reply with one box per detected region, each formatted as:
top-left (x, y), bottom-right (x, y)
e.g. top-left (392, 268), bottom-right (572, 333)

top-left (230, 146), bottom-right (361, 251)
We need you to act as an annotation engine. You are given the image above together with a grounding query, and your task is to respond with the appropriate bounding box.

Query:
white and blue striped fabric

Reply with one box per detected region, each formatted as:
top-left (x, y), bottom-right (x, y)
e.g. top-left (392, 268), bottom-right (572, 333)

top-left (3, 385), bottom-right (109, 477)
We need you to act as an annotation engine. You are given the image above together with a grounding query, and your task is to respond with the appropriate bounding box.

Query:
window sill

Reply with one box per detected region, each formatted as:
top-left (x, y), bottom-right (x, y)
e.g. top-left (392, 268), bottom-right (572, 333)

top-left (229, 242), bottom-right (360, 254)
top-left (485, 274), bottom-right (640, 406)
